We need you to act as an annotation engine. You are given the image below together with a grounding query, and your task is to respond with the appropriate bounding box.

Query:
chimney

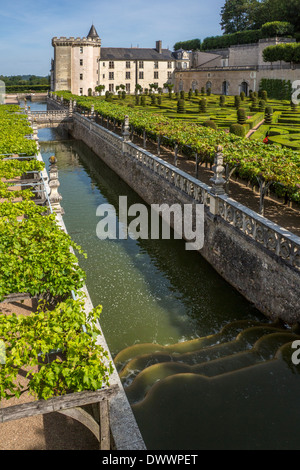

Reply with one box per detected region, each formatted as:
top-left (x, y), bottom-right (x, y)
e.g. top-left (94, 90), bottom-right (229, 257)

top-left (156, 40), bottom-right (162, 54)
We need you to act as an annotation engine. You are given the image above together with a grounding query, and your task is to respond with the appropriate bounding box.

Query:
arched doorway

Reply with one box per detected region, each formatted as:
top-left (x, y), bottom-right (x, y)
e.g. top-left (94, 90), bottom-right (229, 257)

top-left (192, 80), bottom-right (198, 92)
top-left (206, 81), bottom-right (212, 92)
top-left (240, 81), bottom-right (249, 96)
top-left (222, 81), bottom-right (229, 96)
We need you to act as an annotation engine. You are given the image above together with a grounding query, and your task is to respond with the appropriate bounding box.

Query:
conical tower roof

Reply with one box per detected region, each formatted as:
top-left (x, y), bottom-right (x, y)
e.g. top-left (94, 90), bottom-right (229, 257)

top-left (87, 24), bottom-right (99, 39)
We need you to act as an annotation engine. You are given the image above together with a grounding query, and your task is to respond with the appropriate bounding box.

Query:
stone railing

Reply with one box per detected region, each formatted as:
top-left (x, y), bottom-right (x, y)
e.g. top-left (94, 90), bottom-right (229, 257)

top-left (30, 110), bottom-right (68, 116)
top-left (217, 196), bottom-right (300, 270)
top-left (123, 138), bottom-right (300, 271)
top-left (70, 110), bottom-right (300, 272)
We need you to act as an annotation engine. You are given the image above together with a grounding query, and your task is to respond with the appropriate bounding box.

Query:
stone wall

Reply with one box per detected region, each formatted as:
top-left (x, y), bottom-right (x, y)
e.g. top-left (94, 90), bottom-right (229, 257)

top-left (61, 108), bottom-right (300, 324)
top-left (174, 67), bottom-right (299, 95)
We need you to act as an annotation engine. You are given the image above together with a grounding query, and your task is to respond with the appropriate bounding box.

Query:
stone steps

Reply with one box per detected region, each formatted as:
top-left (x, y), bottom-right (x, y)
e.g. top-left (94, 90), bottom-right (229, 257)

top-left (116, 320), bottom-right (300, 407)
top-left (114, 319), bottom-right (281, 373)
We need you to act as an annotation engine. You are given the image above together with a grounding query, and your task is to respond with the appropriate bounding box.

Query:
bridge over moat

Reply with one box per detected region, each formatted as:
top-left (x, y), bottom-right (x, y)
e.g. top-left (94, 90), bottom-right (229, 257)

top-left (29, 109), bottom-right (73, 129)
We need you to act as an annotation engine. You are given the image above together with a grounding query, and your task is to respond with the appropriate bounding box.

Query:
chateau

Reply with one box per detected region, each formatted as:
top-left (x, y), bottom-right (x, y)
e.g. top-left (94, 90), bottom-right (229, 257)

top-left (51, 25), bottom-right (298, 97)
top-left (174, 37), bottom-right (299, 96)
top-left (51, 25), bottom-right (189, 95)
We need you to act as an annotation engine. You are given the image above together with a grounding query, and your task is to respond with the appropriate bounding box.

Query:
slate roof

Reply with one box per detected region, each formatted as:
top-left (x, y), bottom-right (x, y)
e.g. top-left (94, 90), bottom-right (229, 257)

top-left (87, 25), bottom-right (99, 39)
top-left (100, 47), bottom-right (176, 61)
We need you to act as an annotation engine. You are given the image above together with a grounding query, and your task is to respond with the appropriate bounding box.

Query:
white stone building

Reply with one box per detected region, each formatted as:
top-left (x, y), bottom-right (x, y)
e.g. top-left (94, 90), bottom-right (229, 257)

top-left (51, 25), bottom-right (186, 95)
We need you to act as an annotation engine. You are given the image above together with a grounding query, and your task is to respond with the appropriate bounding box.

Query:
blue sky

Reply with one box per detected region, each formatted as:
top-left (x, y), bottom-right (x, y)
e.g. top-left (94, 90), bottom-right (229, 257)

top-left (0, 0), bottom-right (225, 76)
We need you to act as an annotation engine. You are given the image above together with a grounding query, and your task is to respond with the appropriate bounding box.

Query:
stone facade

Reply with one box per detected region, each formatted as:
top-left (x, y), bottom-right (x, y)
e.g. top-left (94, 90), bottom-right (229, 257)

top-left (51, 35), bottom-right (101, 96)
top-left (175, 37), bottom-right (298, 96)
top-left (51, 27), bottom-right (188, 95)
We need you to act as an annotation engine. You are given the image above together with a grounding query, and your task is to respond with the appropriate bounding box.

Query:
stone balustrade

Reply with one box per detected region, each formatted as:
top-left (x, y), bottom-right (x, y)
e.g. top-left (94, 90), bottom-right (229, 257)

top-left (73, 112), bottom-right (300, 272)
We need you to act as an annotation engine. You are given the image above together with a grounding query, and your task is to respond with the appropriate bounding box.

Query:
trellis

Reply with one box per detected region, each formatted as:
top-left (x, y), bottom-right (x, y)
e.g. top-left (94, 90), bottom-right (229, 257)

top-left (0, 385), bottom-right (119, 450)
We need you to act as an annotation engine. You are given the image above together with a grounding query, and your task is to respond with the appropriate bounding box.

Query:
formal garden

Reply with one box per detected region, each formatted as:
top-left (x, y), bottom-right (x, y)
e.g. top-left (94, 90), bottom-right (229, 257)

top-left (53, 89), bottom-right (300, 207)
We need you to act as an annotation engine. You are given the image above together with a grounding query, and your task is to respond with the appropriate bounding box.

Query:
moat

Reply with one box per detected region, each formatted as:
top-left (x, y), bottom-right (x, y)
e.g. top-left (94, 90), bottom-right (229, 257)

top-left (32, 98), bottom-right (300, 450)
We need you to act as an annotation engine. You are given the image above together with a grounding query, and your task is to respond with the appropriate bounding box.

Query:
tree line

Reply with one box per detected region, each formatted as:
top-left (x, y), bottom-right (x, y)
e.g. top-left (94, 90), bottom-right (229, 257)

top-left (173, 0), bottom-right (300, 51)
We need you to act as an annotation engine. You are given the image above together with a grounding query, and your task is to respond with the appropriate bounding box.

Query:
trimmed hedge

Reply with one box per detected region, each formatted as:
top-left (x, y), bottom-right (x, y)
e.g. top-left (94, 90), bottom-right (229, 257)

top-left (230, 123), bottom-right (246, 137)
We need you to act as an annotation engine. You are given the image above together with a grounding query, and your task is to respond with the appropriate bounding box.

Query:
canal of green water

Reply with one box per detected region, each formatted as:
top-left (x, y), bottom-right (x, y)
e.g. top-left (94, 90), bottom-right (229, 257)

top-left (35, 105), bottom-right (300, 450)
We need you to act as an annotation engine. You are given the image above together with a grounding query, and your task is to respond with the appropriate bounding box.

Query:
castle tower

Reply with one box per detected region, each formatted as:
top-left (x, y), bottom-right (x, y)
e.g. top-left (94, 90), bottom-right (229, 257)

top-left (51, 25), bottom-right (101, 95)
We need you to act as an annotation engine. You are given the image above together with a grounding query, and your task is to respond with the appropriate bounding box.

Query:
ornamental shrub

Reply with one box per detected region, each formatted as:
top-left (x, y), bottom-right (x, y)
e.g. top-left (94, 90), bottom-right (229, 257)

top-left (240, 91), bottom-right (245, 101)
top-left (188, 89), bottom-right (193, 99)
top-left (195, 89), bottom-right (199, 96)
top-left (203, 120), bottom-right (217, 130)
top-left (220, 95), bottom-right (226, 107)
top-left (201, 87), bottom-right (205, 95)
top-left (261, 90), bottom-right (268, 101)
top-left (177, 99), bottom-right (186, 113)
top-left (206, 87), bottom-right (211, 96)
top-left (141, 96), bottom-right (146, 106)
top-left (180, 90), bottom-right (185, 99)
top-left (157, 96), bottom-right (162, 105)
top-left (265, 106), bottom-right (273, 124)
top-left (234, 96), bottom-right (241, 109)
top-left (199, 98), bottom-right (207, 113)
top-left (230, 123), bottom-right (246, 137)
top-left (135, 95), bottom-right (140, 105)
top-left (259, 99), bottom-right (266, 112)
top-left (251, 98), bottom-right (258, 111)
top-left (151, 95), bottom-right (157, 105)
top-left (237, 108), bottom-right (247, 124)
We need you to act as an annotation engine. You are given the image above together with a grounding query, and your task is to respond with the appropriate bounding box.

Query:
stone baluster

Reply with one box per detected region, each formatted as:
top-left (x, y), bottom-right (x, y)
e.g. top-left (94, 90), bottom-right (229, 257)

top-left (122, 115), bottom-right (131, 154)
top-left (90, 104), bottom-right (95, 121)
top-left (48, 156), bottom-right (64, 215)
top-left (209, 145), bottom-right (226, 215)
top-left (68, 99), bottom-right (73, 117)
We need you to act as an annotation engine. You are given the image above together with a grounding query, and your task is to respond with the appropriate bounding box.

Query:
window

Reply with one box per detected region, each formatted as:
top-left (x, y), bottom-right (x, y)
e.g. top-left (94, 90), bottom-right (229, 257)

top-left (139, 61), bottom-right (144, 68)
top-left (80, 59), bottom-right (83, 66)
top-left (154, 61), bottom-right (158, 69)
top-left (126, 61), bottom-right (131, 68)
top-left (154, 71), bottom-right (159, 79)
top-left (168, 71), bottom-right (172, 79)
top-left (103, 62), bottom-right (106, 67)
top-left (80, 47), bottom-right (83, 54)
top-left (80, 73), bottom-right (83, 80)
top-left (126, 71), bottom-right (131, 80)
top-left (167, 61), bottom-right (172, 69)
top-left (109, 72), bottom-right (114, 80)
top-left (103, 74), bottom-right (105, 79)
top-left (139, 71), bottom-right (144, 79)
top-left (126, 83), bottom-right (130, 93)
top-left (109, 84), bottom-right (114, 92)
top-left (80, 88), bottom-right (83, 95)
top-left (109, 61), bottom-right (114, 69)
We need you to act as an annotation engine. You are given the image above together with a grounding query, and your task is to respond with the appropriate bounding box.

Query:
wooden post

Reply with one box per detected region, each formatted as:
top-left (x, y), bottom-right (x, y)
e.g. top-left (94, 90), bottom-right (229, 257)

top-left (99, 399), bottom-right (110, 450)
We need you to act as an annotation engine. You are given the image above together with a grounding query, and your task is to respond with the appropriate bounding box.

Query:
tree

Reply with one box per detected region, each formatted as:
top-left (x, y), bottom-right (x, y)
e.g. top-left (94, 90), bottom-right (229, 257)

top-left (258, 0), bottom-right (300, 32)
top-left (220, 0), bottom-right (262, 34)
